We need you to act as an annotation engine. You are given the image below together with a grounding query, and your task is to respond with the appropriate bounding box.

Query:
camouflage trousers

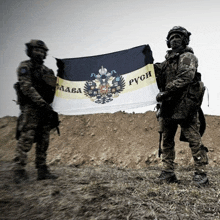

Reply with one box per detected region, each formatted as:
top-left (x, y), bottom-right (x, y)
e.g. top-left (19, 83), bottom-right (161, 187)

top-left (162, 114), bottom-right (208, 173)
top-left (13, 106), bottom-right (50, 170)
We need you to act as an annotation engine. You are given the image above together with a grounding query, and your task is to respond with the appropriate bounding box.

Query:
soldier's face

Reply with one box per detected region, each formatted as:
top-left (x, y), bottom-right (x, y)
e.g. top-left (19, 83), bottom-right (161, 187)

top-left (169, 33), bottom-right (183, 49)
top-left (32, 47), bottom-right (46, 61)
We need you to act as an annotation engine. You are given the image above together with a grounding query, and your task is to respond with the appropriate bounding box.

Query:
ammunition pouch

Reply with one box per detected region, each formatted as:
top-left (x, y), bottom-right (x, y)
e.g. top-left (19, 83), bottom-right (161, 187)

top-left (42, 74), bottom-right (57, 88)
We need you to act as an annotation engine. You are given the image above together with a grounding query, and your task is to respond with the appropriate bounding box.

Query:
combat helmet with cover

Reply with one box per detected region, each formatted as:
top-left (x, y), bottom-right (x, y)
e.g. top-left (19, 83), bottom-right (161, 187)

top-left (25, 40), bottom-right (48, 58)
top-left (166, 26), bottom-right (191, 48)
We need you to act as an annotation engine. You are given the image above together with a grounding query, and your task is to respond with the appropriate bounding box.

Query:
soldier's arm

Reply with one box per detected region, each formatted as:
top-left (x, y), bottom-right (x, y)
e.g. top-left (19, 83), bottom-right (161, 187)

top-left (165, 52), bottom-right (198, 92)
top-left (154, 61), bottom-right (166, 91)
top-left (42, 68), bottom-right (57, 87)
top-left (17, 65), bottom-right (51, 109)
top-left (154, 62), bottom-right (164, 77)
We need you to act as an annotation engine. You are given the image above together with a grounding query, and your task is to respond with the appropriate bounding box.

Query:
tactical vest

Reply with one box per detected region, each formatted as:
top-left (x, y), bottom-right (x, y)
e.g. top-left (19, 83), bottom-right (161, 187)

top-left (14, 60), bottom-right (56, 106)
top-left (159, 52), bottom-right (205, 121)
top-left (30, 63), bottom-right (56, 104)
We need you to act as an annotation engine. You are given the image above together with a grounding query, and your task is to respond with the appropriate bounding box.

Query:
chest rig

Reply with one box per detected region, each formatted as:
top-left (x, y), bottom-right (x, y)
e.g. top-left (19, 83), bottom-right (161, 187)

top-left (163, 52), bottom-right (180, 86)
top-left (29, 61), bottom-right (55, 104)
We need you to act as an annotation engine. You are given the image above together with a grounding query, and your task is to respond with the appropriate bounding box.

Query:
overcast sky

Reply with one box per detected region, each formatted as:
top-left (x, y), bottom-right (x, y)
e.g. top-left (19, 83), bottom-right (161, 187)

top-left (1, 0), bottom-right (220, 117)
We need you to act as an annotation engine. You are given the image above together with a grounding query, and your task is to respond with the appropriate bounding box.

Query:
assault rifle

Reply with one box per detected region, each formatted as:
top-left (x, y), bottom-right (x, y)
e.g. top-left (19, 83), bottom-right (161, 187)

top-left (156, 103), bottom-right (163, 158)
top-left (154, 63), bottom-right (166, 158)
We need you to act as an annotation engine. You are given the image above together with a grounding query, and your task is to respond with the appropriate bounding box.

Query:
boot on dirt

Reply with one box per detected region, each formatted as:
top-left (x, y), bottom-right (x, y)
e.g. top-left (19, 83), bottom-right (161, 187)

top-left (14, 169), bottom-right (29, 184)
top-left (157, 170), bottom-right (178, 184)
top-left (193, 172), bottom-right (209, 186)
top-left (37, 165), bottom-right (58, 180)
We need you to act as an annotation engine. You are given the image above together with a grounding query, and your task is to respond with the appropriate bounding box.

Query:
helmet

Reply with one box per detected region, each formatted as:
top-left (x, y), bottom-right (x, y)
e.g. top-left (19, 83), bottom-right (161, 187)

top-left (166, 26), bottom-right (191, 48)
top-left (25, 40), bottom-right (48, 58)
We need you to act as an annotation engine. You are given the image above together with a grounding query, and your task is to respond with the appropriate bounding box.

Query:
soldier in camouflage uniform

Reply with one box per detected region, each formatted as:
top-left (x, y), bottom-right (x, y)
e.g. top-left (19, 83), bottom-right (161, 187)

top-left (13, 40), bottom-right (58, 183)
top-left (154, 26), bottom-right (209, 185)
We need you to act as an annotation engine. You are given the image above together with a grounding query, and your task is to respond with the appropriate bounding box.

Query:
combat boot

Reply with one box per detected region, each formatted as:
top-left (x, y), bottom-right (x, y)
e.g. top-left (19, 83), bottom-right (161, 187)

top-left (37, 165), bottom-right (58, 180)
top-left (157, 170), bottom-right (178, 183)
top-left (193, 172), bottom-right (209, 186)
top-left (14, 169), bottom-right (29, 184)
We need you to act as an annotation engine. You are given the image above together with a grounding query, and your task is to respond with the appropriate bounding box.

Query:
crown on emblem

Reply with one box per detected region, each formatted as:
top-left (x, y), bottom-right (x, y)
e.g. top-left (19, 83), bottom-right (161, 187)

top-left (99, 66), bottom-right (107, 75)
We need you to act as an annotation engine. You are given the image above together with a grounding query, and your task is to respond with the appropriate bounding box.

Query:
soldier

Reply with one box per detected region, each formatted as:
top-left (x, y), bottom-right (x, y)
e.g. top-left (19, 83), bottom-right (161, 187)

top-left (13, 40), bottom-right (58, 183)
top-left (154, 26), bottom-right (209, 185)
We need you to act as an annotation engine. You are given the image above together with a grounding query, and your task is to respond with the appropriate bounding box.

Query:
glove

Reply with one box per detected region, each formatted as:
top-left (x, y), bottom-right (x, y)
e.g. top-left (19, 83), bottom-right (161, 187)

top-left (45, 104), bottom-right (53, 112)
top-left (156, 91), bottom-right (169, 102)
top-left (39, 103), bottom-right (54, 115)
top-left (41, 102), bottom-right (53, 111)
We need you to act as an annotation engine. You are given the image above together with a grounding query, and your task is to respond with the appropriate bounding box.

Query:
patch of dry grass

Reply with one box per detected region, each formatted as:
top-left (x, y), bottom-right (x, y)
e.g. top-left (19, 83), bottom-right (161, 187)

top-left (0, 162), bottom-right (220, 219)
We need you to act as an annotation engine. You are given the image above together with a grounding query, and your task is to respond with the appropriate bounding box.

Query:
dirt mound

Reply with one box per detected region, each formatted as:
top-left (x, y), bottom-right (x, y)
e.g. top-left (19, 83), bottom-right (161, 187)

top-left (0, 111), bottom-right (220, 168)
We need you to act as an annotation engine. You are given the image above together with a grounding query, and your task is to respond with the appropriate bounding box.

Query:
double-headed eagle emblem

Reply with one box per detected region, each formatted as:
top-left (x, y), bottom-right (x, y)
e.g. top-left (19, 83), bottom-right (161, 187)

top-left (84, 66), bottom-right (125, 104)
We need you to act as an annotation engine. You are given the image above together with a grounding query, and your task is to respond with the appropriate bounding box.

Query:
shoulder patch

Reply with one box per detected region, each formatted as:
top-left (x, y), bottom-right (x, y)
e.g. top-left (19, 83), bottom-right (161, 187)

top-left (183, 57), bottom-right (191, 66)
top-left (20, 68), bottom-right (27, 74)
top-left (19, 67), bottom-right (28, 75)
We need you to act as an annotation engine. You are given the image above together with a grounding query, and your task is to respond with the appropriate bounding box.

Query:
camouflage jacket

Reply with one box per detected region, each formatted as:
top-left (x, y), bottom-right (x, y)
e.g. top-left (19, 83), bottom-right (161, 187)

top-left (16, 60), bottom-right (56, 108)
top-left (154, 47), bottom-right (198, 119)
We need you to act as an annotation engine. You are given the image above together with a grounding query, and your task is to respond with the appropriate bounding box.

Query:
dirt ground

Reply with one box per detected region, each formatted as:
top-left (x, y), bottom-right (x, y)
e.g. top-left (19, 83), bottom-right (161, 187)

top-left (0, 111), bottom-right (220, 219)
top-left (1, 111), bottom-right (220, 168)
